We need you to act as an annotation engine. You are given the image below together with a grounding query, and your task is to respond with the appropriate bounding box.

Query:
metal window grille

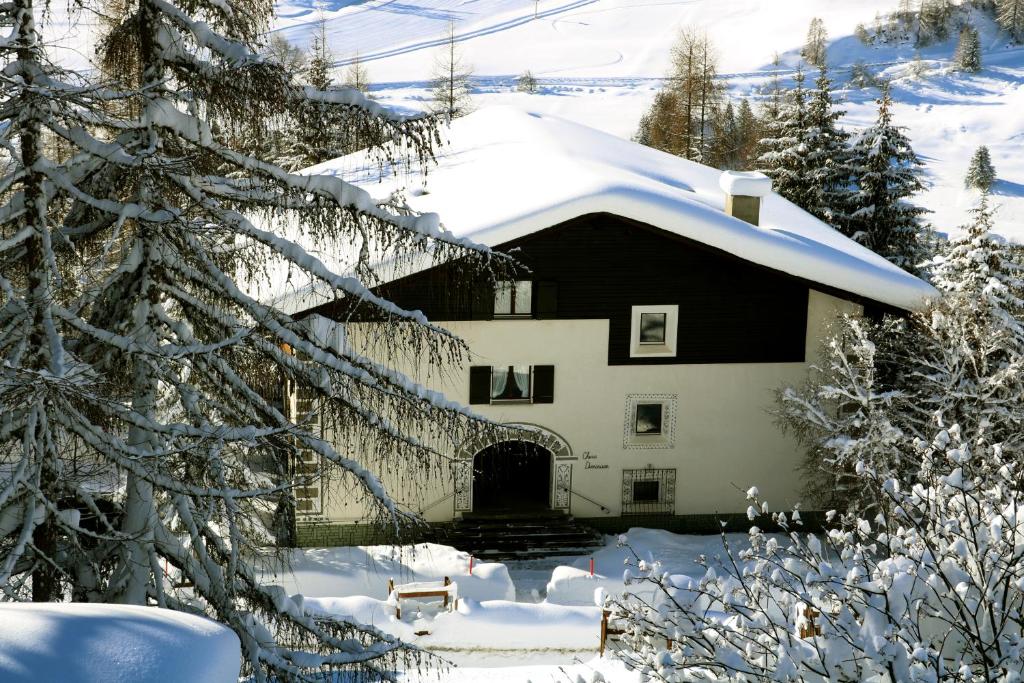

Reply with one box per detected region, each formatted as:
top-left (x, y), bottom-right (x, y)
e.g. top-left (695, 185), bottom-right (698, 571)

top-left (621, 468), bottom-right (676, 515)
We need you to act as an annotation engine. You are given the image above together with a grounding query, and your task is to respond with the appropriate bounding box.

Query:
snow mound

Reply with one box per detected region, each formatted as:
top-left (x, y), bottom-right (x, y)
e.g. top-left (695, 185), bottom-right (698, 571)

top-left (0, 603), bottom-right (240, 683)
top-left (263, 543), bottom-right (515, 603)
top-left (297, 106), bottom-right (936, 314)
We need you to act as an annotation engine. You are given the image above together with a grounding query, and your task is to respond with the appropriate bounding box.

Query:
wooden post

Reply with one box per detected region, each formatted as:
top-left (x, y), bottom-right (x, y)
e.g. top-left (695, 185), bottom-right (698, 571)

top-left (799, 605), bottom-right (822, 638)
top-left (443, 576), bottom-right (451, 609)
top-left (388, 579), bottom-right (400, 619)
top-left (599, 609), bottom-right (609, 656)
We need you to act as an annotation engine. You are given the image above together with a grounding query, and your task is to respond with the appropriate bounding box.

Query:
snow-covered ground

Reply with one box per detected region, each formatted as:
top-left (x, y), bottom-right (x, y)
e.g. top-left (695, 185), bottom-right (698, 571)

top-left (255, 529), bottom-right (742, 681)
top-left (270, 0), bottom-right (1022, 240)
top-left (0, 603), bottom-right (240, 683)
top-left (40, 0), bottom-right (1024, 237)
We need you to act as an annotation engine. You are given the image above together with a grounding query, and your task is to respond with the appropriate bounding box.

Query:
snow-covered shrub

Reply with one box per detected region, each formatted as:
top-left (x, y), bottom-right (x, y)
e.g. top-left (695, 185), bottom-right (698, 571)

top-left (609, 423), bottom-right (1024, 681)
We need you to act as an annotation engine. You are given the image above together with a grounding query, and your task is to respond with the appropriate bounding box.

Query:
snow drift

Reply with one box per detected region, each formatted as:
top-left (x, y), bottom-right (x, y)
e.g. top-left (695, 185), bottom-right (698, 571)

top-left (0, 603), bottom-right (240, 683)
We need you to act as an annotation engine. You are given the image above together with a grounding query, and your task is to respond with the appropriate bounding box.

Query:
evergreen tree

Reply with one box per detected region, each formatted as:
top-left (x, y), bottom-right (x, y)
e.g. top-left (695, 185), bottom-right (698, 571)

top-left (781, 196), bottom-right (1024, 510)
top-left (802, 17), bottom-right (828, 68)
top-left (516, 70), bottom-right (538, 93)
top-left (306, 16), bottom-right (334, 90)
top-left (953, 24), bottom-right (983, 72)
top-left (847, 85), bottom-right (931, 272)
top-left (2, 0), bottom-right (502, 679)
top-left (757, 67), bottom-right (812, 210)
top-left (431, 21), bottom-right (473, 119)
top-left (918, 0), bottom-right (953, 45)
top-left (735, 98), bottom-right (760, 169)
top-left (965, 144), bottom-right (997, 190)
top-left (998, 0), bottom-right (1024, 41)
top-left (804, 66), bottom-right (853, 231)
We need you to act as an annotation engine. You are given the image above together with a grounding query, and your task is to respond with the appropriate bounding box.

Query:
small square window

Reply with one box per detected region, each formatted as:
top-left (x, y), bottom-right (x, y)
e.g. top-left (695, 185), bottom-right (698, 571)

top-left (639, 312), bottom-right (667, 344)
top-left (632, 480), bottom-right (660, 503)
top-left (491, 365), bottom-right (532, 401)
top-left (634, 403), bottom-right (663, 435)
top-left (494, 281), bottom-right (532, 317)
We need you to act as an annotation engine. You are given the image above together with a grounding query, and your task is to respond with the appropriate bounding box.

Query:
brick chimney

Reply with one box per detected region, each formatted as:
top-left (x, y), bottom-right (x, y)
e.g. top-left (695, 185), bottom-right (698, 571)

top-left (719, 171), bottom-right (772, 226)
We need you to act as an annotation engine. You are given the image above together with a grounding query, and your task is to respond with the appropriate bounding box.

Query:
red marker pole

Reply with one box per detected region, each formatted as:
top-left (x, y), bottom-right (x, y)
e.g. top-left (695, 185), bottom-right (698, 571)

top-left (469, 555), bottom-right (474, 576)
top-left (590, 558), bottom-right (594, 577)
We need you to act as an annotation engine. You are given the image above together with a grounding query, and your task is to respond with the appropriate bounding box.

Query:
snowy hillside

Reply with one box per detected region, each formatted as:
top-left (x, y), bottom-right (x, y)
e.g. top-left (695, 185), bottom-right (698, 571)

top-left (266, 0), bottom-right (1024, 239)
top-left (42, 0), bottom-right (1023, 236)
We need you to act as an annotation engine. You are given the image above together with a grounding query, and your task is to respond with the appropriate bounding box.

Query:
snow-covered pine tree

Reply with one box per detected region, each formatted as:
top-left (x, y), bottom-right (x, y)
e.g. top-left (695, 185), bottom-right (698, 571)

top-left (918, 0), bottom-right (953, 44)
top-left (913, 194), bottom-right (1024, 448)
top-left (954, 24), bottom-right (983, 72)
top-left (430, 21), bottom-right (473, 119)
top-left (802, 17), bottom-right (828, 68)
top-left (804, 66), bottom-right (853, 232)
top-left (516, 70), bottom-right (538, 93)
top-left (846, 85), bottom-right (931, 272)
top-left (2, 0), bottom-right (507, 679)
top-left (306, 16), bottom-right (334, 91)
top-left (966, 145), bottom-right (997, 190)
top-left (757, 67), bottom-right (812, 210)
top-left (998, 0), bottom-right (1024, 41)
top-left (781, 197), bottom-right (1024, 509)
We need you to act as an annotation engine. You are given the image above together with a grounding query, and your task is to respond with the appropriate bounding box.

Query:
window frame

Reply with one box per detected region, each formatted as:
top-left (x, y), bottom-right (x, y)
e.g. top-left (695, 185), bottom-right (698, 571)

top-left (633, 402), bottom-right (664, 435)
top-left (629, 305), bottom-right (679, 358)
top-left (493, 280), bottom-right (533, 318)
top-left (489, 364), bottom-right (534, 403)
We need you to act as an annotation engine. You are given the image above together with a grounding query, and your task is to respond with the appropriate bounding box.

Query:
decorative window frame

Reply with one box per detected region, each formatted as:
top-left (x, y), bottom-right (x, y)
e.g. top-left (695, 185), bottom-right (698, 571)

top-left (629, 305), bottom-right (678, 358)
top-left (623, 394), bottom-right (678, 449)
top-left (622, 468), bottom-right (676, 515)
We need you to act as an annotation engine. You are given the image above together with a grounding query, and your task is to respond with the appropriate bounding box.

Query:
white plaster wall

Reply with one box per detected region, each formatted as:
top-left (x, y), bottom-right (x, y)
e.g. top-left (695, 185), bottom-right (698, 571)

top-left (318, 289), bottom-right (859, 522)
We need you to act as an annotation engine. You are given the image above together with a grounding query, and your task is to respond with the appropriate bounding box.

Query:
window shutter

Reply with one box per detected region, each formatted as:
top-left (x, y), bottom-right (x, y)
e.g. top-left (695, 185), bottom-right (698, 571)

top-left (532, 365), bottom-right (554, 403)
top-left (470, 283), bottom-right (494, 320)
top-left (469, 366), bottom-right (492, 404)
top-left (535, 281), bottom-right (558, 319)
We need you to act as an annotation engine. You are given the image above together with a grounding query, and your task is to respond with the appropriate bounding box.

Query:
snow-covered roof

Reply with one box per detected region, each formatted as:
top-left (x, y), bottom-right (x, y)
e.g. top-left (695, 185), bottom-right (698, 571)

top-left (294, 106), bottom-right (936, 312)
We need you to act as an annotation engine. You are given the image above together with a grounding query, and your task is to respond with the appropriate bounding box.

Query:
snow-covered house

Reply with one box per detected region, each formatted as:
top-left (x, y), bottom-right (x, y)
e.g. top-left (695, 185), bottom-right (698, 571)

top-left (280, 106), bottom-right (936, 545)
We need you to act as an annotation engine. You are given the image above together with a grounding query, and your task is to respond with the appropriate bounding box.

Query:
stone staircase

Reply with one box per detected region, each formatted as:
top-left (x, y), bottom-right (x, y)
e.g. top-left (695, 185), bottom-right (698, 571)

top-left (441, 510), bottom-right (605, 561)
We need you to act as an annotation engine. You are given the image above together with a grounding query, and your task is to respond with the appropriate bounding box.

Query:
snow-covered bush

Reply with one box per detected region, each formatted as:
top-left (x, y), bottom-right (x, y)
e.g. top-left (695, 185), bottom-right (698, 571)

top-left (609, 423), bottom-right (1024, 681)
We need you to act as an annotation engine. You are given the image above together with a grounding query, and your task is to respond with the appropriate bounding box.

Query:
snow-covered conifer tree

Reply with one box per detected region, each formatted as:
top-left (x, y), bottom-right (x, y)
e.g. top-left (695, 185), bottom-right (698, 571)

top-left (998, 0), bottom-right (1024, 41)
top-left (965, 144), bottom-right (997, 190)
top-left (804, 66), bottom-right (853, 232)
top-left (846, 85), bottom-right (931, 272)
top-left (954, 24), bottom-right (983, 72)
top-left (1, 0), bottom-right (505, 678)
top-left (781, 197), bottom-right (1024, 509)
top-left (918, 0), bottom-right (953, 44)
top-left (757, 67), bottom-right (812, 210)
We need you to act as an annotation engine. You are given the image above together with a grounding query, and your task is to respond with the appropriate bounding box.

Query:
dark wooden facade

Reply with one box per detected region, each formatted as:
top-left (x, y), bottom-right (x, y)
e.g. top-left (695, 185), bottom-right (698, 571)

top-left (309, 213), bottom-right (813, 365)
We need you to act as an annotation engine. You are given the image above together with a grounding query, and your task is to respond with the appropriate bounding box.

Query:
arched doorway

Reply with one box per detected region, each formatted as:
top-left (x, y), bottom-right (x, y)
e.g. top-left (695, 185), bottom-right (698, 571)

top-left (472, 441), bottom-right (552, 513)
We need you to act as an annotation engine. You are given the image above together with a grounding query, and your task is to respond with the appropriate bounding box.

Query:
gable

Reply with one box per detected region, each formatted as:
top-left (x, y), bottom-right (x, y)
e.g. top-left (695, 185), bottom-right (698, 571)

top-left (310, 213), bottom-right (822, 365)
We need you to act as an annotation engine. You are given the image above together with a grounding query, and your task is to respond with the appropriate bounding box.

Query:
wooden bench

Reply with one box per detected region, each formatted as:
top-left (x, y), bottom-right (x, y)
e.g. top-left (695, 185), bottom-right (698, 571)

top-left (599, 609), bottom-right (673, 656)
top-left (387, 577), bottom-right (457, 620)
